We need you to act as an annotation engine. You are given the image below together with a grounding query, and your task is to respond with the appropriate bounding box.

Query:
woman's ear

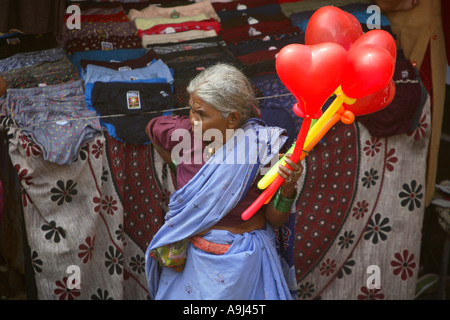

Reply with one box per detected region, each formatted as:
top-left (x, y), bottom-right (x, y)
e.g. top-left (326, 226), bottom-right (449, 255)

top-left (227, 111), bottom-right (241, 129)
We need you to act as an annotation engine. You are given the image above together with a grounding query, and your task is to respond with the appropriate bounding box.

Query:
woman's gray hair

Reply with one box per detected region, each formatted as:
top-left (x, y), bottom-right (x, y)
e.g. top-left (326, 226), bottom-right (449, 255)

top-left (186, 63), bottom-right (260, 125)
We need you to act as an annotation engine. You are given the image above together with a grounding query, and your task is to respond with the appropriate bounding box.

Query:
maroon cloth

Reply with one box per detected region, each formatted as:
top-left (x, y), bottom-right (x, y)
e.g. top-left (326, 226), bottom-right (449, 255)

top-left (138, 19), bottom-right (222, 37)
top-left (357, 53), bottom-right (423, 137)
top-left (212, 0), bottom-right (278, 11)
top-left (220, 11), bottom-right (289, 30)
top-left (65, 35), bottom-right (142, 55)
top-left (146, 115), bottom-right (263, 227)
top-left (63, 11), bottom-right (129, 23)
top-left (80, 49), bottom-right (159, 72)
top-left (60, 21), bottom-right (139, 45)
top-left (225, 26), bottom-right (303, 47)
top-left (220, 21), bottom-right (295, 44)
top-left (237, 48), bottom-right (280, 65)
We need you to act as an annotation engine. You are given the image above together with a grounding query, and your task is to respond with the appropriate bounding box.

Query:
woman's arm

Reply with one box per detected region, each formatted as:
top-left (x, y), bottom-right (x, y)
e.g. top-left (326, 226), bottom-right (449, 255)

top-left (265, 154), bottom-right (303, 228)
top-left (145, 121), bottom-right (173, 165)
top-left (152, 141), bottom-right (173, 165)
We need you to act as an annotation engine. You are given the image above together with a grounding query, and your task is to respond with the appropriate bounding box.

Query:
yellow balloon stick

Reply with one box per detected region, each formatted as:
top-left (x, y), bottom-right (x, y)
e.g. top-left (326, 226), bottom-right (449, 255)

top-left (306, 86), bottom-right (353, 144)
top-left (258, 86), bottom-right (355, 191)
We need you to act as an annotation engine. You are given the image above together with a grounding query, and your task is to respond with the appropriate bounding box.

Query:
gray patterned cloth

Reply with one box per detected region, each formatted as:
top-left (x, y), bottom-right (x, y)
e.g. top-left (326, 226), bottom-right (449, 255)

top-left (0, 47), bottom-right (67, 73)
top-left (5, 80), bottom-right (102, 165)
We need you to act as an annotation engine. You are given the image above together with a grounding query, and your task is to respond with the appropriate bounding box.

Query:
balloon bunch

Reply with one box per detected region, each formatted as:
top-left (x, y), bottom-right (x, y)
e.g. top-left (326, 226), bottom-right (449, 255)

top-left (241, 6), bottom-right (396, 221)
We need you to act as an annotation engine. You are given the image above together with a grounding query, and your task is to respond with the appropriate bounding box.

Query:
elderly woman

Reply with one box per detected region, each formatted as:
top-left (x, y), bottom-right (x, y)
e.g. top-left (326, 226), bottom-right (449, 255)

top-left (145, 63), bottom-right (303, 300)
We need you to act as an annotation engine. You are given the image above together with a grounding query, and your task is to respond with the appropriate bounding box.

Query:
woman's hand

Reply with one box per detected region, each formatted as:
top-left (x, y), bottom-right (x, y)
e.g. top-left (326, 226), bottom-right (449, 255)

top-left (277, 153), bottom-right (304, 198)
top-left (265, 153), bottom-right (304, 228)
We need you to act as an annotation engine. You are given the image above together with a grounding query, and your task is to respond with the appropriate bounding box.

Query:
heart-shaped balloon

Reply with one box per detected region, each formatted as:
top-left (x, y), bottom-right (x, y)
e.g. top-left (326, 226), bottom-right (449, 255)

top-left (341, 44), bottom-right (395, 99)
top-left (305, 6), bottom-right (363, 51)
top-left (344, 79), bottom-right (396, 116)
top-left (351, 29), bottom-right (397, 61)
top-left (276, 42), bottom-right (348, 119)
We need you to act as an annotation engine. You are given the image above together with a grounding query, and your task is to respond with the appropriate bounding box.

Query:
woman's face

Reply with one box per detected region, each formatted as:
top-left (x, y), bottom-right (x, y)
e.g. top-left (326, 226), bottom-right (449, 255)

top-left (189, 93), bottom-right (235, 144)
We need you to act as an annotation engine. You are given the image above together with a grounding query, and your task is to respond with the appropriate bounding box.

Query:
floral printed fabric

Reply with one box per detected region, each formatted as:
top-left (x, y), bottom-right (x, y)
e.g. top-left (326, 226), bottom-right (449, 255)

top-left (6, 127), bottom-right (171, 300)
top-left (292, 97), bottom-right (431, 300)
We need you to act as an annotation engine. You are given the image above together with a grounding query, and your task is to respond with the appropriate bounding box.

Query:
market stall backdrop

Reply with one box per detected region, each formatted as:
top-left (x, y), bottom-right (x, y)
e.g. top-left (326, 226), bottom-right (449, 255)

top-left (0, 0), bottom-right (429, 299)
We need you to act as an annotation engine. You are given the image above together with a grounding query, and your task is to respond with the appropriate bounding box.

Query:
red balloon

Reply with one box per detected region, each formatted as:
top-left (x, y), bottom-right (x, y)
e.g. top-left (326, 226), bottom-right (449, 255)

top-left (344, 79), bottom-right (396, 116)
top-left (351, 29), bottom-right (397, 61)
top-left (305, 6), bottom-right (363, 51)
top-left (341, 44), bottom-right (395, 99)
top-left (276, 43), bottom-right (348, 119)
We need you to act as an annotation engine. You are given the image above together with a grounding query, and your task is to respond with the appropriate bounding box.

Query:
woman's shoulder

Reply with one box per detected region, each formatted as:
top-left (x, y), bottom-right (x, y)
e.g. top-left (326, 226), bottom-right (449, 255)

top-left (149, 115), bottom-right (191, 131)
top-left (156, 115), bottom-right (190, 126)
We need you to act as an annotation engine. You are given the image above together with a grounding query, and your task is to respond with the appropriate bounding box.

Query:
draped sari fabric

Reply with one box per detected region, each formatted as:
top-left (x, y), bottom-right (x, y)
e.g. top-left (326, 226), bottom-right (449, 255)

top-left (145, 119), bottom-right (295, 300)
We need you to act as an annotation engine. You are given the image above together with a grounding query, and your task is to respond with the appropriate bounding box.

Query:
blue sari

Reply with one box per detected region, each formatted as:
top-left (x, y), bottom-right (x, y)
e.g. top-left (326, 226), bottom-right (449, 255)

top-left (145, 119), bottom-right (296, 300)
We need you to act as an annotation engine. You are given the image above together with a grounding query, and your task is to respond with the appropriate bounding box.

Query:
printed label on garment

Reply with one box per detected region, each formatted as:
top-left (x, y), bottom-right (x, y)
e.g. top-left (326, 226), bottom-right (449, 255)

top-left (56, 120), bottom-right (68, 126)
top-left (248, 27), bottom-right (262, 37)
top-left (163, 27), bottom-right (176, 34)
top-left (236, 4), bottom-right (247, 10)
top-left (170, 10), bottom-right (180, 18)
top-left (118, 66), bottom-right (131, 71)
top-left (6, 38), bottom-right (20, 45)
top-left (247, 17), bottom-right (259, 25)
top-left (101, 41), bottom-right (113, 50)
top-left (401, 69), bottom-right (409, 79)
top-left (127, 91), bottom-right (141, 110)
